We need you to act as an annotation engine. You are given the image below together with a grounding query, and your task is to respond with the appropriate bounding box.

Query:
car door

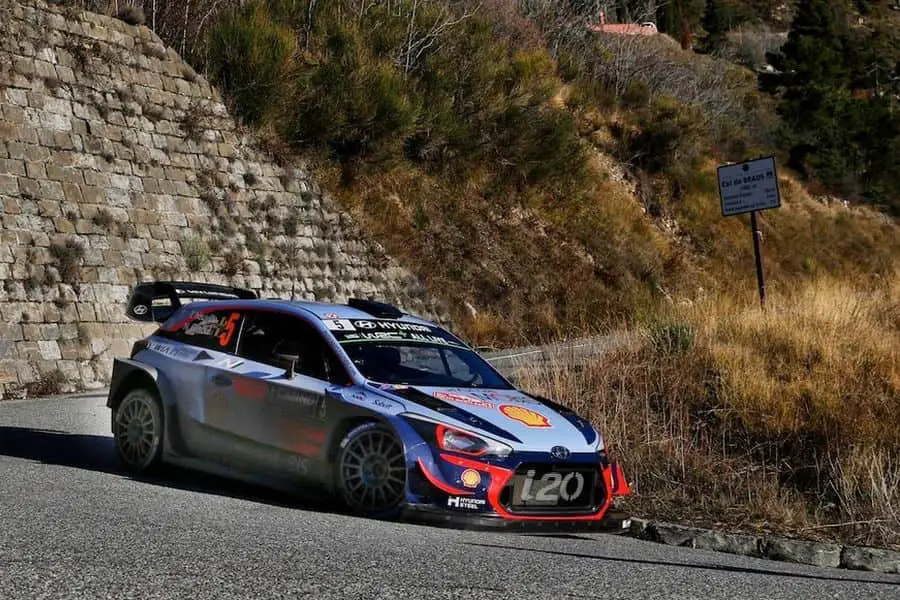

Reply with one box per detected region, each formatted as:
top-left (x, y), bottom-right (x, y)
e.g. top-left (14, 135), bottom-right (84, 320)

top-left (201, 310), bottom-right (349, 483)
top-left (158, 308), bottom-right (245, 458)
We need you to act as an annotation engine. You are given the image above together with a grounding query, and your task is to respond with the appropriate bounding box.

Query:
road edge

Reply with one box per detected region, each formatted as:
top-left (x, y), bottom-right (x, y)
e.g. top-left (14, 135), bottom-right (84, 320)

top-left (623, 518), bottom-right (900, 574)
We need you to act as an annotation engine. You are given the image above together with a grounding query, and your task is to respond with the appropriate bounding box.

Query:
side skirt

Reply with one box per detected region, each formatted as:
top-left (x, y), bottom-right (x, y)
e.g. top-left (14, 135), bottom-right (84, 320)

top-left (160, 454), bottom-right (334, 506)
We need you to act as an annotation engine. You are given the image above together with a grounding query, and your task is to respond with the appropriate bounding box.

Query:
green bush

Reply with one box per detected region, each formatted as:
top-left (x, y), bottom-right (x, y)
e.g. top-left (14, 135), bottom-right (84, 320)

top-left (205, 0), bottom-right (586, 187)
top-left (49, 239), bottom-right (85, 283)
top-left (207, 3), bottom-right (295, 125)
top-left (182, 236), bottom-right (211, 272)
top-left (621, 97), bottom-right (707, 187)
top-left (647, 320), bottom-right (696, 355)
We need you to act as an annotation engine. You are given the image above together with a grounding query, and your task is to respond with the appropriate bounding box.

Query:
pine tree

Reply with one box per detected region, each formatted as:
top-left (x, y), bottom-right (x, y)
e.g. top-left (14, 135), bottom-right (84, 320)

top-left (768, 0), bottom-right (850, 93)
top-left (701, 0), bottom-right (729, 54)
top-left (762, 0), bottom-right (900, 210)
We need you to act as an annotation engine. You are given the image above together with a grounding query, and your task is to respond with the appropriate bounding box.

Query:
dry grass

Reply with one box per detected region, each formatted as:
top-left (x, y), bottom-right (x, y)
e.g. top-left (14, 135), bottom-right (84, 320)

top-left (515, 275), bottom-right (900, 548)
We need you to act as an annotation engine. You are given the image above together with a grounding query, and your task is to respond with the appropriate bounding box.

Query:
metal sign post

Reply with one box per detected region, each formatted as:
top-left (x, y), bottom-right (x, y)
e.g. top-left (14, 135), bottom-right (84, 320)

top-left (749, 211), bottom-right (766, 308)
top-left (717, 156), bottom-right (781, 309)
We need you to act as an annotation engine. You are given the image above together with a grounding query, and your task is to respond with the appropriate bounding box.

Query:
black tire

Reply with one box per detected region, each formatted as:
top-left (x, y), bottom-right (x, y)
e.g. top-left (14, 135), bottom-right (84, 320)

top-left (113, 386), bottom-right (164, 474)
top-left (334, 422), bottom-right (407, 517)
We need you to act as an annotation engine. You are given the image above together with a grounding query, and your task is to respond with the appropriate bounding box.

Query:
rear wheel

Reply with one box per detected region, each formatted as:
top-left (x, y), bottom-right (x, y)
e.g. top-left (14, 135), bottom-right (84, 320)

top-left (336, 423), bottom-right (406, 517)
top-left (113, 387), bottom-right (164, 473)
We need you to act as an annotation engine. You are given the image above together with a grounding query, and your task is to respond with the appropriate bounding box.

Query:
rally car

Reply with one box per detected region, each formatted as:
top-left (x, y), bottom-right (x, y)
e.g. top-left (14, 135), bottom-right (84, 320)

top-left (108, 281), bottom-right (631, 530)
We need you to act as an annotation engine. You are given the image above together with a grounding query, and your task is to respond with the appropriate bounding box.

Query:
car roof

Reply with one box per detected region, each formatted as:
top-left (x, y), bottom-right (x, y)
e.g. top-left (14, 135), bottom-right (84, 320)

top-left (176, 298), bottom-right (438, 328)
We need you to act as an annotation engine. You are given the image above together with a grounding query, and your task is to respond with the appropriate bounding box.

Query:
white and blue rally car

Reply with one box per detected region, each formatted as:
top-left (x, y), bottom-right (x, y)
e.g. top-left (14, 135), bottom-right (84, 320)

top-left (109, 281), bottom-right (631, 530)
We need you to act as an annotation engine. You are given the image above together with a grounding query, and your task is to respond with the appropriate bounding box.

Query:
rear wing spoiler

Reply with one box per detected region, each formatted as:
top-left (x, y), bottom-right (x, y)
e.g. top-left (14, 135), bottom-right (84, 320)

top-left (126, 281), bottom-right (257, 323)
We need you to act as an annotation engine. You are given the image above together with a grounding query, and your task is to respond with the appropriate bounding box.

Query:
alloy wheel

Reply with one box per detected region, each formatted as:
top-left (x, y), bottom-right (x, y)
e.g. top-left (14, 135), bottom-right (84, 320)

top-left (115, 389), bottom-right (162, 472)
top-left (339, 427), bottom-right (406, 513)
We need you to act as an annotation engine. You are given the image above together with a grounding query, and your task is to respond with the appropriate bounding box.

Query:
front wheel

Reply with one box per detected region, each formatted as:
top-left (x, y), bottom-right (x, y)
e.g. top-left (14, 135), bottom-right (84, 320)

top-left (335, 422), bottom-right (407, 517)
top-left (113, 387), bottom-right (164, 473)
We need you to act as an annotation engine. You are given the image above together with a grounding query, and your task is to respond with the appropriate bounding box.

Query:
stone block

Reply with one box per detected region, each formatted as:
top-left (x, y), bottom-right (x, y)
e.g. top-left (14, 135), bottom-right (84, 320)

top-left (6, 141), bottom-right (25, 160)
top-left (840, 546), bottom-right (900, 574)
top-left (2, 104), bottom-right (26, 125)
top-left (762, 538), bottom-right (841, 569)
top-left (76, 303), bottom-right (96, 322)
top-left (25, 161), bottom-right (46, 180)
top-left (0, 174), bottom-right (20, 194)
top-left (40, 180), bottom-right (65, 201)
top-left (46, 163), bottom-right (68, 181)
top-left (62, 182), bottom-right (84, 202)
top-left (692, 530), bottom-right (761, 557)
top-left (0, 158), bottom-right (26, 177)
top-left (16, 341), bottom-right (42, 361)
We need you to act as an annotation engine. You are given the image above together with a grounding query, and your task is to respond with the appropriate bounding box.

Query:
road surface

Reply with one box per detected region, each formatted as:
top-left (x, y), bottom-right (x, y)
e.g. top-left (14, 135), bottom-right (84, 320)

top-left (0, 394), bottom-right (897, 599)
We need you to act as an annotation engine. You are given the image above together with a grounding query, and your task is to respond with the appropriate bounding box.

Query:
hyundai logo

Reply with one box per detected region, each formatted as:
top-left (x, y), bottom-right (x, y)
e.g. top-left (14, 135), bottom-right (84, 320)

top-left (550, 446), bottom-right (570, 460)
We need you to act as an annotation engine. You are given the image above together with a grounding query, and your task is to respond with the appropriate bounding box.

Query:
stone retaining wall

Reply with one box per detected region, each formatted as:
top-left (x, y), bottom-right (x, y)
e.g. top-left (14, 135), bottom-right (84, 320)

top-left (0, 0), bottom-right (444, 395)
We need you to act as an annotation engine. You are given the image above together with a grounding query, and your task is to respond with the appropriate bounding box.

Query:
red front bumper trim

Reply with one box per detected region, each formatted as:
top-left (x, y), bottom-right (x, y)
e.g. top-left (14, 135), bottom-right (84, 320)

top-left (438, 453), bottom-right (616, 522)
top-left (416, 458), bottom-right (474, 496)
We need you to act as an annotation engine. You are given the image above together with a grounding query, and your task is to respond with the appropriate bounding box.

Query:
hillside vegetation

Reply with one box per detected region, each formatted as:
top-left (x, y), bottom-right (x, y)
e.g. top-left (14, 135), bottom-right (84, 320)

top-left (67, 0), bottom-right (899, 545)
top-left (187, 0), bottom-right (900, 343)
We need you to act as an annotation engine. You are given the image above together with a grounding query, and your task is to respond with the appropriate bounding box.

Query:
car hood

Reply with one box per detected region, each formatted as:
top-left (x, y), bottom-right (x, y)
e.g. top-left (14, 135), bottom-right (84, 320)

top-left (377, 385), bottom-right (599, 453)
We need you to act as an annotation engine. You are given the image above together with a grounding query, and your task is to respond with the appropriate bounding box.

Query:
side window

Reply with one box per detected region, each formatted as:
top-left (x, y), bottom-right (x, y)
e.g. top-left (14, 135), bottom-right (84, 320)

top-left (172, 310), bottom-right (243, 353)
top-left (237, 312), bottom-right (348, 384)
top-left (443, 350), bottom-right (479, 384)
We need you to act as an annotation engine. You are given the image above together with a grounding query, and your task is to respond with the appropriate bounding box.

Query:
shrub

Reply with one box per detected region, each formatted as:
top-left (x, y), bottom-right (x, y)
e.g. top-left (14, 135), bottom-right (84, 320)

top-left (205, 1), bottom-right (586, 187)
top-left (182, 236), bottom-right (211, 272)
top-left (283, 214), bottom-right (299, 236)
top-left (179, 100), bottom-right (212, 141)
top-left (49, 239), bottom-right (85, 283)
top-left (619, 97), bottom-right (708, 189)
top-left (207, 3), bottom-right (295, 126)
top-left (117, 5), bottom-right (146, 26)
top-left (221, 249), bottom-right (242, 277)
top-left (91, 209), bottom-right (115, 230)
top-left (646, 320), bottom-right (695, 355)
top-left (25, 370), bottom-right (68, 398)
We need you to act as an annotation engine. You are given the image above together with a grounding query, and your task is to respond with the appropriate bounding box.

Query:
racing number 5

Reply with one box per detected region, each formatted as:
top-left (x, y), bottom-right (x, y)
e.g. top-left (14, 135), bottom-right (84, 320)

top-left (218, 312), bottom-right (240, 347)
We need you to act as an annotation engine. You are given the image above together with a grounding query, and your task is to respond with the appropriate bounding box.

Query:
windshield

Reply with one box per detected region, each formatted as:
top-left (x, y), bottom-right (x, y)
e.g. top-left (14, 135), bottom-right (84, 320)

top-left (322, 318), bottom-right (511, 389)
top-left (342, 341), bottom-right (512, 389)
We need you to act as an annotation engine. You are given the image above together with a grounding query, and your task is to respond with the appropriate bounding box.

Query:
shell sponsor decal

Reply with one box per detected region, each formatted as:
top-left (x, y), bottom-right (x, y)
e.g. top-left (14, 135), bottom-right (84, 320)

top-left (433, 391), bottom-right (496, 409)
top-left (460, 469), bottom-right (481, 488)
top-left (498, 404), bottom-right (551, 428)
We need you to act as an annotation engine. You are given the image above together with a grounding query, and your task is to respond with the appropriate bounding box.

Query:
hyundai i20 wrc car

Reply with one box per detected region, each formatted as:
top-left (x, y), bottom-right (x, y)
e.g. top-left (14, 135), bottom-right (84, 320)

top-left (108, 281), bottom-right (631, 531)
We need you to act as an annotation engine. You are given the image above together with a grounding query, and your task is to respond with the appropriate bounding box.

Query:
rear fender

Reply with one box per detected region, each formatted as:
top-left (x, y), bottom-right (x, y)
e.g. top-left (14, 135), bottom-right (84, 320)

top-left (107, 358), bottom-right (159, 410)
top-left (106, 358), bottom-right (183, 455)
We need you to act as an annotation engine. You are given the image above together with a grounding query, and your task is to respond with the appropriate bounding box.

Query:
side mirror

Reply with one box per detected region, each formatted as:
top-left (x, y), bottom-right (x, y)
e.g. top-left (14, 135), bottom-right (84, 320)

top-left (275, 353), bottom-right (300, 379)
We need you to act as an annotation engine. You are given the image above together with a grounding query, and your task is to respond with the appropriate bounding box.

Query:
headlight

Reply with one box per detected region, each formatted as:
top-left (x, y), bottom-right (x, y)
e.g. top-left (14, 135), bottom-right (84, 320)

top-left (402, 413), bottom-right (512, 458)
top-left (594, 428), bottom-right (605, 452)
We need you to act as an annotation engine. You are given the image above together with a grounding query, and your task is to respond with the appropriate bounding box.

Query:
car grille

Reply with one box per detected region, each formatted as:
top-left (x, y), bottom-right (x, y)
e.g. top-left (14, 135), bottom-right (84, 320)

top-left (499, 463), bottom-right (606, 515)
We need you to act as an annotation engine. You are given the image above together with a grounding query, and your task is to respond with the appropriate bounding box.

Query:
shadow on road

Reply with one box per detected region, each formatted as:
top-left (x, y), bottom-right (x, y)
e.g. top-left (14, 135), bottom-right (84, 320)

top-left (0, 426), bottom-right (335, 514)
top-left (464, 542), bottom-right (899, 586)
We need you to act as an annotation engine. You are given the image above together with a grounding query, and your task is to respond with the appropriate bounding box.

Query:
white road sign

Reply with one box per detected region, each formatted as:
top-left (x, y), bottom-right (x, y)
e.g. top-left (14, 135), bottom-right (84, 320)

top-left (717, 156), bottom-right (780, 217)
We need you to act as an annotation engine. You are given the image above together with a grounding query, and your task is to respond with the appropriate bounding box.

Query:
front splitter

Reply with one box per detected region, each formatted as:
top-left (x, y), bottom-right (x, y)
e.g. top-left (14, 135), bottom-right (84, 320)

top-left (403, 505), bottom-right (632, 534)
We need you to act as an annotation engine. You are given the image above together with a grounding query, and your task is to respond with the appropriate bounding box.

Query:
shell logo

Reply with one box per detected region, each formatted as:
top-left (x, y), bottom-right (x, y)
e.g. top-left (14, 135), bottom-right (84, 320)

top-left (499, 405), bottom-right (551, 428)
top-left (460, 469), bottom-right (481, 488)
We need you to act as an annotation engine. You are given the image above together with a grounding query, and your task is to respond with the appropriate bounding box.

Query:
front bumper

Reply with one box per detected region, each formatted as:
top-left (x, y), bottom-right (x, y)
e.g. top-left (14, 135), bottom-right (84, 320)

top-left (408, 449), bottom-right (632, 531)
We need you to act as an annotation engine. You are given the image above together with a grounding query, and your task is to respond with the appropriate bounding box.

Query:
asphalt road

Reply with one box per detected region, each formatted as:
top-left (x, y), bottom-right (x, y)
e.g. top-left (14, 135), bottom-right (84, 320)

top-left (1, 395), bottom-right (898, 600)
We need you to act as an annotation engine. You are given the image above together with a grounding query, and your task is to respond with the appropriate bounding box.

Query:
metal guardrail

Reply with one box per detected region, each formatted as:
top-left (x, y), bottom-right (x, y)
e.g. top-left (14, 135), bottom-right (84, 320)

top-left (481, 333), bottom-right (634, 375)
